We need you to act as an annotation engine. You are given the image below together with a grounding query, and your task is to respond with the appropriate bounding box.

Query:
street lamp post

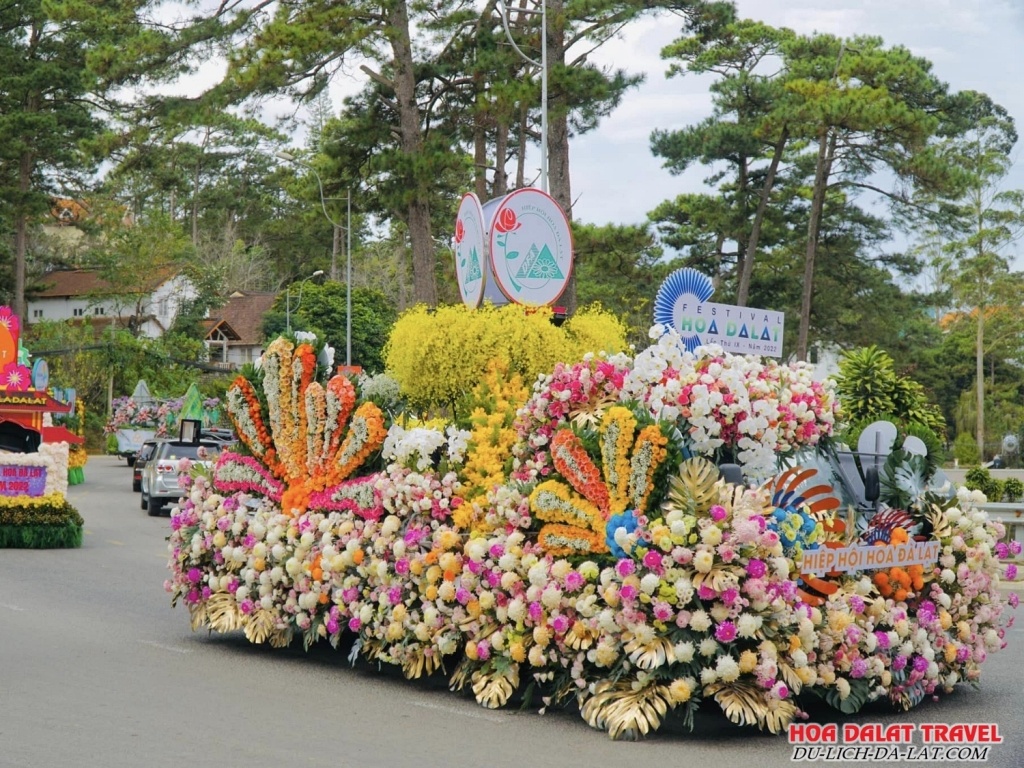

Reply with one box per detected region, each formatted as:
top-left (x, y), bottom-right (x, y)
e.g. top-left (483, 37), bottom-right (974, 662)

top-left (286, 270), bottom-right (325, 332)
top-left (276, 150), bottom-right (354, 366)
top-left (495, 0), bottom-right (547, 192)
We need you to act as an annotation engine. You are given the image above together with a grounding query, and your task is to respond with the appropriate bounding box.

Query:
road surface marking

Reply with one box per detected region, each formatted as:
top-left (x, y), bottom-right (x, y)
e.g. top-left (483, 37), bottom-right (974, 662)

top-left (410, 699), bottom-right (507, 723)
top-left (107, 540), bottom-right (125, 546)
top-left (137, 640), bottom-right (192, 654)
top-left (0, 603), bottom-right (25, 611)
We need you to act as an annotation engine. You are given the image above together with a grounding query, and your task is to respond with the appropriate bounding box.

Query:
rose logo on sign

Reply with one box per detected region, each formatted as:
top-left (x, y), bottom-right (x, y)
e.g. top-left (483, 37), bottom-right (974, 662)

top-left (494, 208), bottom-right (521, 234)
top-left (488, 188), bottom-right (572, 307)
top-left (453, 194), bottom-right (487, 308)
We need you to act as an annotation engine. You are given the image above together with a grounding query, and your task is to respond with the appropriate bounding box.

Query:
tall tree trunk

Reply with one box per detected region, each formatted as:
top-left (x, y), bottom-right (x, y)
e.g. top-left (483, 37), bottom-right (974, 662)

top-left (546, 0), bottom-right (575, 312)
top-left (797, 128), bottom-right (835, 361)
top-left (473, 71), bottom-right (488, 200)
top-left (737, 128), bottom-right (787, 306)
top-left (976, 312), bottom-right (985, 458)
top-left (388, 0), bottom-right (436, 305)
top-left (191, 158), bottom-right (201, 245)
top-left (494, 120), bottom-right (509, 197)
top-left (516, 102), bottom-right (528, 189)
top-left (13, 148), bottom-right (33, 325)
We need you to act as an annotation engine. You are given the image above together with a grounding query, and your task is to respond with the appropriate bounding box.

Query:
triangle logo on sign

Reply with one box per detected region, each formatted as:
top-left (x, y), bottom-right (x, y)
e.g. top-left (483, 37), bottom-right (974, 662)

top-left (516, 244), bottom-right (564, 280)
top-left (465, 246), bottom-right (482, 282)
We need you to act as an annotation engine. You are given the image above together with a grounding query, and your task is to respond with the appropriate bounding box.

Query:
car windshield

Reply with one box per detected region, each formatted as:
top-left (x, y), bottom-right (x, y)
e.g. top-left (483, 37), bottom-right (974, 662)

top-left (139, 444), bottom-right (157, 461)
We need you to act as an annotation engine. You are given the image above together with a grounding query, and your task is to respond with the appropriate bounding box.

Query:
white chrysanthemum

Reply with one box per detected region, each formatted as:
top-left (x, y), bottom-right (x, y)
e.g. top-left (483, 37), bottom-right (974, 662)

top-left (690, 610), bottom-right (712, 632)
top-left (699, 637), bottom-right (720, 657)
top-left (716, 655), bottom-right (740, 682)
top-left (737, 613), bottom-right (763, 638)
top-left (528, 562), bottom-right (549, 587)
top-left (507, 601), bottom-right (527, 625)
top-left (710, 603), bottom-right (730, 622)
top-left (674, 641), bottom-right (695, 663)
top-left (640, 573), bottom-right (661, 595)
top-left (836, 677), bottom-right (851, 700)
top-left (541, 587), bottom-right (562, 610)
top-left (693, 550), bottom-right (715, 573)
top-left (701, 526), bottom-right (723, 547)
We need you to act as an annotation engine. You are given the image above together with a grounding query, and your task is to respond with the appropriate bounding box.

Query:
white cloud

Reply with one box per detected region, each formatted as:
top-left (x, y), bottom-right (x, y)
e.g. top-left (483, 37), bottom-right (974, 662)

top-left (569, 0), bottom-right (1024, 229)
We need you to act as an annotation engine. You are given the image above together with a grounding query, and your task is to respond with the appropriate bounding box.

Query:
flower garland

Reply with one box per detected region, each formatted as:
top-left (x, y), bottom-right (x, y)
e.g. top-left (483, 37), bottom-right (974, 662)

top-left (331, 403), bottom-right (388, 484)
top-left (226, 376), bottom-right (275, 467)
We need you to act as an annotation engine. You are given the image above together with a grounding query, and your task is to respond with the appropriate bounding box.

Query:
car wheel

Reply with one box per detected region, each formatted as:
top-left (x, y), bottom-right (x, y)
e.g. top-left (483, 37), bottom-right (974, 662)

top-left (132, 478), bottom-right (141, 492)
top-left (141, 490), bottom-right (148, 510)
top-left (147, 498), bottom-right (163, 517)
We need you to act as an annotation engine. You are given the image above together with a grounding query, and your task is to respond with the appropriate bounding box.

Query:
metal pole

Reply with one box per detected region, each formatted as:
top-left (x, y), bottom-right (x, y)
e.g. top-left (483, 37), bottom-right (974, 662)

top-left (288, 271), bottom-right (324, 334)
top-left (496, 0), bottom-right (548, 192)
top-left (346, 189), bottom-right (352, 368)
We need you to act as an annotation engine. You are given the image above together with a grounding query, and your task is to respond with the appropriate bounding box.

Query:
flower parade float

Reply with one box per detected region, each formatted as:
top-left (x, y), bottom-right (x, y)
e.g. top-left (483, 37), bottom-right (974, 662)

top-left (166, 327), bottom-right (1017, 740)
top-left (0, 306), bottom-right (84, 549)
top-left (105, 380), bottom-right (222, 463)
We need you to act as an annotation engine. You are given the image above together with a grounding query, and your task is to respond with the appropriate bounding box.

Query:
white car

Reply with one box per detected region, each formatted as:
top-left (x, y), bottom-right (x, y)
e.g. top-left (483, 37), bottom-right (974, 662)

top-left (140, 439), bottom-right (227, 515)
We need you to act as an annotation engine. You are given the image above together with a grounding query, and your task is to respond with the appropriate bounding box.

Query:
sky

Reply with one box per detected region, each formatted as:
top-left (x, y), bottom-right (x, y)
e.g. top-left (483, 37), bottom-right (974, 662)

top-left (569, 0), bottom-right (1024, 228)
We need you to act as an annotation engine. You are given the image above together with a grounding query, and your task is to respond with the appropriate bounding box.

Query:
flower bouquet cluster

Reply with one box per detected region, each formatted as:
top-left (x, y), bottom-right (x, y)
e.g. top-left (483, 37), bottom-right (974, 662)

top-left (512, 353), bottom-right (632, 484)
top-left (167, 326), bottom-right (1016, 741)
top-left (621, 327), bottom-right (840, 481)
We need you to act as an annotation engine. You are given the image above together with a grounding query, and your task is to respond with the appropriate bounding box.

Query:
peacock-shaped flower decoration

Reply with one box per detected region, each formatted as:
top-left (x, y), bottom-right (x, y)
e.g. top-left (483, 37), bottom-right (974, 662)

top-left (529, 405), bottom-right (669, 556)
top-left (215, 336), bottom-right (388, 517)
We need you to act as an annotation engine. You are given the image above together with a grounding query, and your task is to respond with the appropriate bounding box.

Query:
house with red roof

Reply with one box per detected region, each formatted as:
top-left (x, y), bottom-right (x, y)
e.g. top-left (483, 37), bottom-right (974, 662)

top-left (201, 291), bottom-right (278, 368)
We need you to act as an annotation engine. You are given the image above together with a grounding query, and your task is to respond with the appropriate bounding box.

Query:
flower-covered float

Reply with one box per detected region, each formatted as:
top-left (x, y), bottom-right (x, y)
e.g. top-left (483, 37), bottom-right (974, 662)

top-left (105, 381), bottom-right (222, 462)
top-left (167, 327), bottom-right (1017, 740)
top-left (0, 306), bottom-right (83, 548)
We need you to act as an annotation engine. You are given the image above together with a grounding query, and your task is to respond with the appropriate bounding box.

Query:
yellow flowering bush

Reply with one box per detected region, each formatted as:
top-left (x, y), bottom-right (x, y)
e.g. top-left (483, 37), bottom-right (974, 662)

top-left (457, 360), bottom-right (529, 512)
top-left (384, 303), bottom-right (627, 412)
top-left (562, 304), bottom-right (629, 359)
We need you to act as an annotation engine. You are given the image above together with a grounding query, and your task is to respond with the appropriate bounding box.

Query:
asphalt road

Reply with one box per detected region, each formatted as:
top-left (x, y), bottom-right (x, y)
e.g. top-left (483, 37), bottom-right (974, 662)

top-left (1, 456), bottom-right (1022, 768)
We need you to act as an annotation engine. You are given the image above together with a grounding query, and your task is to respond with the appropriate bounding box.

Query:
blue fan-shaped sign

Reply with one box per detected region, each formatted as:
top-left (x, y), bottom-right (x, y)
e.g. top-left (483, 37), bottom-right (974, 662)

top-left (653, 268), bottom-right (715, 350)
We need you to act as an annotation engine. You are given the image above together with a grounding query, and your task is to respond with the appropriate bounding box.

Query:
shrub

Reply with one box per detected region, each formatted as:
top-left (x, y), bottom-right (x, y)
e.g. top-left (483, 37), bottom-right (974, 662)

top-left (385, 303), bottom-right (627, 414)
top-left (835, 346), bottom-right (947, 440)
top-left (963, 466), bottom-right (1002, 503)
top-left (952, 432), bottom-right (980, 467)
top-left (1003, 478), bottom-right (1024, 503)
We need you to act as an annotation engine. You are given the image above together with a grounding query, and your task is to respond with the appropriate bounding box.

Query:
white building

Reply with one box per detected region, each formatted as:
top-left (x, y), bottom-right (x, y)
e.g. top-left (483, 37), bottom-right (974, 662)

top-left (27, 268), bottom-right (196, 338)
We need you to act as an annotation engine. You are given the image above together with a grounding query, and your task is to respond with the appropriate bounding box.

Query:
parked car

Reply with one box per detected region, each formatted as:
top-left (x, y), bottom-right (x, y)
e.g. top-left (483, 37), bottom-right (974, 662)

top-left (140, 439), bottom-right (224, 516)
top-left (132, 439), bottom-right (161, 492)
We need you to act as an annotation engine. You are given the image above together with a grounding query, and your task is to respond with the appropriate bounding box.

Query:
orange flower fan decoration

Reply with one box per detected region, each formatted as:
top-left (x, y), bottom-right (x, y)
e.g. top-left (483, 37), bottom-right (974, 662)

top-left (218, 338), bottom-right (387, 517)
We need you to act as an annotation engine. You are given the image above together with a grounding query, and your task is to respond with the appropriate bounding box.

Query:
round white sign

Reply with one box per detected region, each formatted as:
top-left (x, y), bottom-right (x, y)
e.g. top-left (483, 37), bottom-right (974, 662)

top-left (487, 189), bottom-right (573, 306)
top-left (454, 193), bottom-right (487, 308)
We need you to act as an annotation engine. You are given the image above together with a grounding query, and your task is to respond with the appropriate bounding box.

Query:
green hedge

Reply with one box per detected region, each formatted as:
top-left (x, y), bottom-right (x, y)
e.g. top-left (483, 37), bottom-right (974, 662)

top-left (0, 497), bottom-right (84, 549)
